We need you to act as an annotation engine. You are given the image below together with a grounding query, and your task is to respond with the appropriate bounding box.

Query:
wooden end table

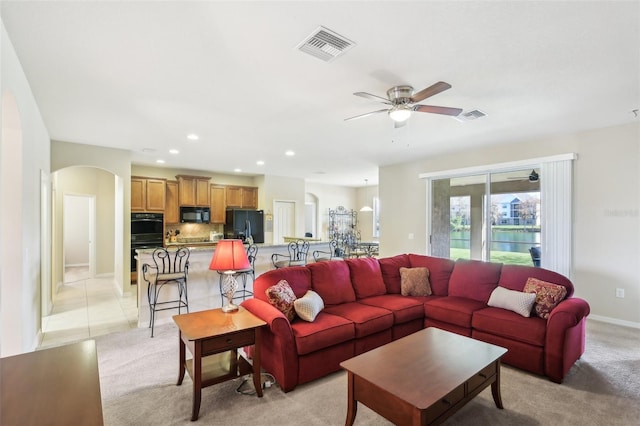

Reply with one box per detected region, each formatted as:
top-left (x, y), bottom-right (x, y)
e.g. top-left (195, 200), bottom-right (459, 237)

top-left (340, 328), bottom-right (508, 425)
top-left (173, 307), bottom-right (266, 421)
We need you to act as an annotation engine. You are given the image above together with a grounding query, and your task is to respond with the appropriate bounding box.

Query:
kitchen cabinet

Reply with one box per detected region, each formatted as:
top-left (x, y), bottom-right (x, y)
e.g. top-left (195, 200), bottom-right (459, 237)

top-left (225, 186), bottom-right (258, 209)
top-left (210, 185), bottom-right (226, 224)
top-left (177, 175), bottom-right (211, 206)
top-left (165, 180), bottom-right (179, 224)
top-left (131, 177), bottom-right (166, 212)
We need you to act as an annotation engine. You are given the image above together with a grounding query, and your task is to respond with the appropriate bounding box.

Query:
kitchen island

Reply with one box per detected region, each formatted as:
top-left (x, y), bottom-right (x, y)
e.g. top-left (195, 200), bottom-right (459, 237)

top-left (134, 241), bottom-right (331, 328)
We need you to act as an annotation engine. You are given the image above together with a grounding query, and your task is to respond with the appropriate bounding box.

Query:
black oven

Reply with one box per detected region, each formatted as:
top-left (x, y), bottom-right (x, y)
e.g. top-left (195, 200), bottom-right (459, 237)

top-left (131, 213), bottom-right (164, 272)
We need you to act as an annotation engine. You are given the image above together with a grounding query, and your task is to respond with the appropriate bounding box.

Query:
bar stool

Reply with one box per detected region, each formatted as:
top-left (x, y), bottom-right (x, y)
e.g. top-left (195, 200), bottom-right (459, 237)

top-left (271, 240), bottom-right (310, 268)
top-left (142, 247), bottom-right (190, 337)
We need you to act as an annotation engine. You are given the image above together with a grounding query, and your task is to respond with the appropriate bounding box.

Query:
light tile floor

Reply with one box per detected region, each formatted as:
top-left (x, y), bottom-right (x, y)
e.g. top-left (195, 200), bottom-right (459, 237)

top-left (39, 267), bottom-right (138, 349)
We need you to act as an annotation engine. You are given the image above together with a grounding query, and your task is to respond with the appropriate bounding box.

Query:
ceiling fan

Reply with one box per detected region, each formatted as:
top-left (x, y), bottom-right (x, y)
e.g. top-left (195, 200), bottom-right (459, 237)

top-left (507, 169), bottom-right (540, 182)
top-left (344, 81), bottom-right (463, 127)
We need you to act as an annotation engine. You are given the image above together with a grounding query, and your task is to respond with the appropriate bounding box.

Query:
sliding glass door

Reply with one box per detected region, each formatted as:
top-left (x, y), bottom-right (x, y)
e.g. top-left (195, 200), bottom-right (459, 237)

top-left (430, 167), bottom-right (541, 266)
top-left (424, 154), bottom-right (574, 275)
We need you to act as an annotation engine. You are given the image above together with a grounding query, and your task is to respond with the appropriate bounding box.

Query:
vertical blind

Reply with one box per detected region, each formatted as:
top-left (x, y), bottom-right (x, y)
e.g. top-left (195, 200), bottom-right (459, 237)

top-left (540, 159), bottom-right (574, 277)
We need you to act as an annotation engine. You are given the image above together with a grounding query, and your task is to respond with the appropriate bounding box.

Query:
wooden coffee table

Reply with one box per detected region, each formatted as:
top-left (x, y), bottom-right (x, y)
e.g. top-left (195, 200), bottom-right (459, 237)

top-left (340, 328), bottom-right (508, 425)
top-left (173, 307), bottom-right (266, 421)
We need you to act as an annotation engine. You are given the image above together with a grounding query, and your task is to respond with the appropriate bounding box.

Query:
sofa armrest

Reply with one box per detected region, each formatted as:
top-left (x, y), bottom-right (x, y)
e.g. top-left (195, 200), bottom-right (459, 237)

top-left (547, 297), bottom-right (590, 328)
top-left (545, 297), bottom-right (590, 382)
top-left (240, 298), bottom-right (300, 392)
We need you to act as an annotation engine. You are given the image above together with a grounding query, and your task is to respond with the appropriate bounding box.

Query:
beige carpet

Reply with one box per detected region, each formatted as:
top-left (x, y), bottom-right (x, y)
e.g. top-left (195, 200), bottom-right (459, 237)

top-left (95, 320), bottom-right (640, 425)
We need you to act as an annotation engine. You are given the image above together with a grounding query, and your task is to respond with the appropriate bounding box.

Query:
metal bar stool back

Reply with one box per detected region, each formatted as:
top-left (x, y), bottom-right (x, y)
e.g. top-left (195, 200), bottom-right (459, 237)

top-left (143, 247), bottom-right (190, 337)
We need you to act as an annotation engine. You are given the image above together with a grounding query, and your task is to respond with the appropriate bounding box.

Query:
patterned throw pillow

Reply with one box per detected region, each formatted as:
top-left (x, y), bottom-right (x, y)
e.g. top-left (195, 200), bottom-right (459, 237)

top-left (294, 290), bottom-right (325, 322)
top-left (488, 286), bottom-right (537, 317)
top-left (399, 267), bottom-right (432, 296)
top-left (265, 280), bottom-right (297, 321)
top-left (524, 277), bottom-right (568, 319)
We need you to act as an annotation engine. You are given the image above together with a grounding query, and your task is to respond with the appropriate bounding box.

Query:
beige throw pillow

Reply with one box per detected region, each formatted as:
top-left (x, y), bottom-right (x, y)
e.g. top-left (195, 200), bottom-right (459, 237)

top-left (293, 290), bottom-right (324, 322)
top-left (488, 286), bottom-right (537, 317)
top-left (400, 267), bottom-right (432, 296)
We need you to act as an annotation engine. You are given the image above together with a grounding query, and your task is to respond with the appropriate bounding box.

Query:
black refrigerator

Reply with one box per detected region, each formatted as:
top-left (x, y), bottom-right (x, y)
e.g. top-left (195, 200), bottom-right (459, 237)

top-left (224, 209), bottom-right (264, 243)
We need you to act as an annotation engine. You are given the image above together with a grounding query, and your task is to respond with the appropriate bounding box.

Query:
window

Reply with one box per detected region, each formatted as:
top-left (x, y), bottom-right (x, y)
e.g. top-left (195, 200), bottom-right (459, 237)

top-left (421, 154), bottom-right (575, 276)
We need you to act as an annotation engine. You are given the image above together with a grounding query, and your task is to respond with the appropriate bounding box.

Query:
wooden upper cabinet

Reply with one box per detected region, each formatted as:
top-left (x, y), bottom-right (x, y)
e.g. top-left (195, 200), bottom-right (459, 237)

top-left (177, 175), bottom-right (211, 206)
top-left (131, 177), bottom-right (166, 212)
top-left (210, 185), bottom-right (226, 224)
top-left (242, 187), bottom-right (258, 209)
top-left (225, 185), bottom-right (258, 209)
top-left (225, 186), bottom-right (243, 208)
top-left (165, 180), bottom-right (179, 224)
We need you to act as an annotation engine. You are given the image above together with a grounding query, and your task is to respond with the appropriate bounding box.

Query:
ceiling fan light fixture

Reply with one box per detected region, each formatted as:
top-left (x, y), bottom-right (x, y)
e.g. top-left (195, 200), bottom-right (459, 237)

top-left (388, 106), bottom-right (411, 122)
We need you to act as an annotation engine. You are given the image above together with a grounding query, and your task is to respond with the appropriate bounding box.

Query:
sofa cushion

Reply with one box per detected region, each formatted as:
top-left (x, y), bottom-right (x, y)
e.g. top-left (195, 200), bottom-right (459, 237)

top-left (379, 254), bottom-right (411, 294)
top-left (408, 254), bottom-right (455, 296)
top-left (294, 290), bottom-right (325, 322)
top-left (323, 302), bottom-right (394, 338)
top-left (448, 259), bottom-right (502, 303)
top-left (358, 294), bottom-right (424, 324)
top-left (487, 286), bottom-right (536, 317)
top-left (498, 264), bottom-right (574, 297)
top-left (291, 313), bottom-right (355, 355)
top-left (345, 257), bottom-right (387, 299)
top-left (425, 296), bottom-right (487, 328)
top-left (265, 280), bottom-right (297, 321)
top-left (472, 307), bottom-right (547, 347)
top-left (400, 267), bottom-right (432, 296)
top-left (254, 266), bottom-right (311, 301)
top-left (523, 277), bottom-right (568, 319)
top-left (308, 261), bottom-right (356, 305)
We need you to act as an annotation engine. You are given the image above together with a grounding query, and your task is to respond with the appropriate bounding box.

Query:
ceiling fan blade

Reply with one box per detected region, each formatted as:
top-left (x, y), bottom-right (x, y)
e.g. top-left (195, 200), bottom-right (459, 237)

top-left (410, 81), bottom-right (452, 103)
top-left (344, 109), bottom-right (390, 121)
top-left (354, 92), bottom-right (391, 104)
top-left (413, 105), bottom-right (463, 116)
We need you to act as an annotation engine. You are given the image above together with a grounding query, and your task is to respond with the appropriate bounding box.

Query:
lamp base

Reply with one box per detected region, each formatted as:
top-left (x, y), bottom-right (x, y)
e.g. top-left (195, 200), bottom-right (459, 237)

top-left (222, 303), bottom-right (239, 313)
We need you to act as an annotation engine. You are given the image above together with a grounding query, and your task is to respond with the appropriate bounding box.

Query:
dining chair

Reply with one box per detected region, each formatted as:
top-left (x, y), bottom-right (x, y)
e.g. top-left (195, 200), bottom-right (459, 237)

top-left (312, 240), bottom-right (339, 262)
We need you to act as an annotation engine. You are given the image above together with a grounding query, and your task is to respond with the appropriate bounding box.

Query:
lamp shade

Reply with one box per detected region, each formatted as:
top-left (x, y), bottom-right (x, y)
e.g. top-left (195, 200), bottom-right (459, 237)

top-left (209, 239), bottom-right (250, 271)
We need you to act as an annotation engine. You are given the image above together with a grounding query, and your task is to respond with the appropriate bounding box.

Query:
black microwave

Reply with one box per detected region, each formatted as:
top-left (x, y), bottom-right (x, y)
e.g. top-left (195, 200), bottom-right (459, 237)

top-left (180, 206), bottom-right (210, 223)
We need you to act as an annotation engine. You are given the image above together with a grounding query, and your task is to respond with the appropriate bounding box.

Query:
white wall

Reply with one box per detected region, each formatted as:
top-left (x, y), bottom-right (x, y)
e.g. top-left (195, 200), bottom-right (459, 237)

top-left (380, 122), bottom-right (640, 326)
top-left (0, 21), bottom-right (51, 356)
top-left (306, 182), bottom-right (357, 241)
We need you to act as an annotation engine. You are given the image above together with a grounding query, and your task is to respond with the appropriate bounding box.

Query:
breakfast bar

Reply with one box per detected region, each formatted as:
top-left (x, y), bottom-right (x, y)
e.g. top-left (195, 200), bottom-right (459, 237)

top-left (135, 241), bottom-right (331, 328)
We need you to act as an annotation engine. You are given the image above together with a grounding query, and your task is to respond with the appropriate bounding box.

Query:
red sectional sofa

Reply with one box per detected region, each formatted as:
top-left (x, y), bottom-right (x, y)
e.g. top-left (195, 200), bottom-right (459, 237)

top-left (241, 254), bottom-right (590, 392)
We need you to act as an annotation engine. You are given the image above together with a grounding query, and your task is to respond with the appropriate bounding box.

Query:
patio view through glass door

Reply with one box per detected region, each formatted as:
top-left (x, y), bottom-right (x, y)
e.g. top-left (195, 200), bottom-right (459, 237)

top-left (430, 167), bottom-right (541, 267)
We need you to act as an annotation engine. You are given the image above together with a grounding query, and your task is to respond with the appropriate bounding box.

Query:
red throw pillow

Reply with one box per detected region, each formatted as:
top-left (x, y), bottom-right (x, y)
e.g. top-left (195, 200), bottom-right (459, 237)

top-left (523, 277), bottom-right (568, 319)
top-left (265, 280), bottom-right (297, 321)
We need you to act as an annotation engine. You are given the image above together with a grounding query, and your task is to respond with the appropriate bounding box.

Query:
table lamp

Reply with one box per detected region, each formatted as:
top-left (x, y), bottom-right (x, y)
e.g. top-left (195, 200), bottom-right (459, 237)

top-left (209, 239), bottom-right (250, 312)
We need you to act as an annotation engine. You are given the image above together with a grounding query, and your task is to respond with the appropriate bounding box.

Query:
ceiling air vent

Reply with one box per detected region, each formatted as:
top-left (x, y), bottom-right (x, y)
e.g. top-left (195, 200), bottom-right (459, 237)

top-left (453, 109), bottom-right (488, 122)
top-left (297, 26), bottom-right (355, 62)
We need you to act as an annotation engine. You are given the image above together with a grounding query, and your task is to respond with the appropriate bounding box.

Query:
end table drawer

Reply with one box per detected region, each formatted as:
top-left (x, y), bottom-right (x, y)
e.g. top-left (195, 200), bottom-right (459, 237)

top-left (202, 329), bottom-right (255, 353)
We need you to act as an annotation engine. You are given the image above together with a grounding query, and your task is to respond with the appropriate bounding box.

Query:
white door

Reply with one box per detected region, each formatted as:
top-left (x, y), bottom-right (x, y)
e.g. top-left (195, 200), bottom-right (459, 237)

top-left (63, 194), bottom-right (95, 282)
top-left (273, 201), bottom-right (295, 245)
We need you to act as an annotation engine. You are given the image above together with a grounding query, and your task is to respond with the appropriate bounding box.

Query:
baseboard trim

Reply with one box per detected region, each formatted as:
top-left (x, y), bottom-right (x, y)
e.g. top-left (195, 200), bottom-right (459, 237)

top-left (588, 315), bottom-right (640, 329)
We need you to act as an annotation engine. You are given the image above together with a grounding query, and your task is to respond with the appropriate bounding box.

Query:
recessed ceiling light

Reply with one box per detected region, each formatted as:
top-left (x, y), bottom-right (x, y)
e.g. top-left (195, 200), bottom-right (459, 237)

top-left (285, 150), bottom-right (295, 156)
top-left (169, 149), bottom-right (179, 154)
top-left (187, 134), bottom-right (199, 141)
top-left (256, 160), bottom-right (265, 166)
top-left (234, 168), bottom-right (242, 173)
top-left (156, 159), bottom-right (165, 164)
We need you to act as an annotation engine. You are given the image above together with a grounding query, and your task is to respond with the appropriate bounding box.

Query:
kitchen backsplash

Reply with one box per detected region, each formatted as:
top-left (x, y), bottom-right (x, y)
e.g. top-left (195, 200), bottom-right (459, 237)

top-left (166, 223), bottom-right (223, 240)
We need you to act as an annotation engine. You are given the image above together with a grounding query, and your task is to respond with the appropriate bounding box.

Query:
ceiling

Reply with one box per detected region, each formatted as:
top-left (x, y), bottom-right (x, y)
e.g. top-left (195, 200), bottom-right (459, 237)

top-left (1, 1), bottom-right (638, 187)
